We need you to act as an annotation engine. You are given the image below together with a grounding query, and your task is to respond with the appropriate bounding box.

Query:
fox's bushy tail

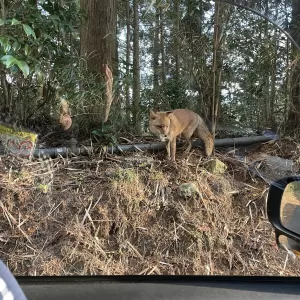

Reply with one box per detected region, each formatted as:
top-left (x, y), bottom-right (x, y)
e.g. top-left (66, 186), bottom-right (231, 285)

top-left (196, 117), bottom-right (214, 156)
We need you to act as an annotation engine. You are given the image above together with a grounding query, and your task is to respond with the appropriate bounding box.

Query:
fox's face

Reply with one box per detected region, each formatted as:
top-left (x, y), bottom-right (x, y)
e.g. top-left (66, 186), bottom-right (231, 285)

top-left (149, 110), bottom-right (172, 142)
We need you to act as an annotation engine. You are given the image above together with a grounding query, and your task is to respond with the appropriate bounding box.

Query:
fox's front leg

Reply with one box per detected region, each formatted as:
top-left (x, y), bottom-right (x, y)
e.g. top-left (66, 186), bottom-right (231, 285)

top-left (165, 140), bottom-right (171, 159)
top-left (170, 138), bottom-right (176, 161)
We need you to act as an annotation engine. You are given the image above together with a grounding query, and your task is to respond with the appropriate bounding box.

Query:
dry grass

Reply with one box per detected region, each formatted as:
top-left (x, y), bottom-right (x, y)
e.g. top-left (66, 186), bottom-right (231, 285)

top-left (1, 142), bottom-right (300, 276)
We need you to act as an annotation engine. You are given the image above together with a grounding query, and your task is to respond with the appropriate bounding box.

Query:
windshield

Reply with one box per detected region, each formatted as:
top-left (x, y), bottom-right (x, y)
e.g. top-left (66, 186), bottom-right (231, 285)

top-left (0, 0), bottom-right (300, 277)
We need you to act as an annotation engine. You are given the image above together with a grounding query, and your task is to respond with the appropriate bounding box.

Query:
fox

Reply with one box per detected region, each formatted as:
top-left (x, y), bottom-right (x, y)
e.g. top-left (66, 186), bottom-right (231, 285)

top-left (149, 108), bottom-right (214, 161)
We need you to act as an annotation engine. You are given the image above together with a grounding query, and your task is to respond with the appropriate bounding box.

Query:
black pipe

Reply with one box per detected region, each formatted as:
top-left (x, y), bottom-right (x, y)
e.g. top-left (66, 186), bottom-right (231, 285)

top-left (32, 135), bottom-right (274, 159)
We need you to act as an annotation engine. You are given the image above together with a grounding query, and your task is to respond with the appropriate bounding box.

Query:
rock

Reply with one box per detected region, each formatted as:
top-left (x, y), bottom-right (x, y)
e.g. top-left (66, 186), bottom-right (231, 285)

top-left (253, 154), bottom-right (297, 180)
top-left (179, 182), bottom-right (201, 198)
top-left (204, 159), bottom-right (227, 174)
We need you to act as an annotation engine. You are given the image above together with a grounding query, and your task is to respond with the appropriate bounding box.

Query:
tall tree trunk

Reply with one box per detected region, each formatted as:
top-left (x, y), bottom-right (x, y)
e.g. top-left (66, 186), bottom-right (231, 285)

top-left (284, 39), bottom-right (291, 127)
top-left (153, 4), bottom-right (160, 101)
top-left (80, 0), bottom-right (117, 123)
top-left (263, 0), bottom-right (270, 128)
top-left (287, 0), bottom-right (300, 132)
top-left (211, 1), bottom-right (223, 138)
top-left (270, 4), bottom-right (279, 129)
top-left (113, 16), bottom-right (121, 112)
top-left (159, 6), bottom-right (166, 84)
top-left (269, 35), bottom-right (277, 128)
top-left (125, 0), bottom-right (131, 123)
top-left (283, 0), bottom-right (291, 128)
top-left (132, 0), bottom-right (141, 134)
top-left (174, 0), bottom-right (180, 80)
top-left (80, 0), bottom-right (117, 75)
top-left (0, 0), bottom-right (9, 111)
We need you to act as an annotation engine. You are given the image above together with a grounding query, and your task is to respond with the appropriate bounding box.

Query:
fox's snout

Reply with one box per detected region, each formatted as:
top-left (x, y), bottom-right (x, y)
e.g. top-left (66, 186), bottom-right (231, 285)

top-left (159, 134), bottom-right (169, 142)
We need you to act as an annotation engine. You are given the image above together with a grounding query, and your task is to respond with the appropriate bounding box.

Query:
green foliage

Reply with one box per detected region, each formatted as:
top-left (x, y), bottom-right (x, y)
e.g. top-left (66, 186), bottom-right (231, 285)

top-left (0, 1), bottom-right (82, 79)
top-left (142, 77), bottom-right (188, 110)
top-left (163, 77), bottom-right (189, 109)
top-left (0, 0), bottom-right (90, 127)
top-left (92, 124), bottom-right (118, 146)
top-left (0, 0), bottom-right (297, 137)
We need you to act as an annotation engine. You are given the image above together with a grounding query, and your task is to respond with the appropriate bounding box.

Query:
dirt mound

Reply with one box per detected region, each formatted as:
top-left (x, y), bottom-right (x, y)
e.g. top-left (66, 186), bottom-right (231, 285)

top-left (0, 145), bottom-right (300, 276)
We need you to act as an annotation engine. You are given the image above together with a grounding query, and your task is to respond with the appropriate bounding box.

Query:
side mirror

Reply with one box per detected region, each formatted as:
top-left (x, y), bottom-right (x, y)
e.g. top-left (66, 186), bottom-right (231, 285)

top-left (267, 176), bottom-right (300, 256)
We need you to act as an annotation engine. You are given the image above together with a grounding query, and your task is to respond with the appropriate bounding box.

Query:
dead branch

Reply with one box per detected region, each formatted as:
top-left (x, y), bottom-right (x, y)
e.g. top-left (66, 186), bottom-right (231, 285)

top-left (102, 64), bottom-right (114, 123)
top-left (59, 99), bottom-right (72, 131)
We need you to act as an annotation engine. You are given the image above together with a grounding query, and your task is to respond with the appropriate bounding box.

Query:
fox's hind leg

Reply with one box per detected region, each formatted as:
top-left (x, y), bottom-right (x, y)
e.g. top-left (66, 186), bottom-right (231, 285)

top-left (177, 133), bottom-right (188, 150)
top-left (182, 124), bottom-right (198, 155)
top-left (178, 140), bottom-right (189, 150)
top-left (182, 136), bottom-right (192, 154)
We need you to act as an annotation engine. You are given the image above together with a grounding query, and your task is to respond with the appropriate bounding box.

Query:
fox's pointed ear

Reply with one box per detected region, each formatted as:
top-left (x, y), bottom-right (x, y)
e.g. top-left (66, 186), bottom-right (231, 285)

top-left (150, 109), bottom-right (157, 119)
top-left (165, 111), bottom-right (173, 117)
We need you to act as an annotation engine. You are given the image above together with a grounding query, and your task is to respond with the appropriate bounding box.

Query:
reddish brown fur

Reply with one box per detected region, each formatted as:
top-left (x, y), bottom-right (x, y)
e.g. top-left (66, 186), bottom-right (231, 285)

top-left (149, 108), bottom-right (214, 161)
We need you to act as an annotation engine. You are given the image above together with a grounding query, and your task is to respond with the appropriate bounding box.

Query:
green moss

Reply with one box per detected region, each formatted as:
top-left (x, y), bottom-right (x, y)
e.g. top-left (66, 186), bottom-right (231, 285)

top-left (149, 170), bottom-right (164, 181)
top-left (113, 168), bottom-right (136, 182)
